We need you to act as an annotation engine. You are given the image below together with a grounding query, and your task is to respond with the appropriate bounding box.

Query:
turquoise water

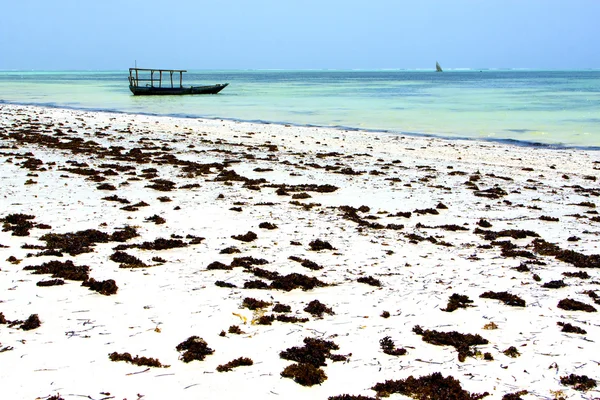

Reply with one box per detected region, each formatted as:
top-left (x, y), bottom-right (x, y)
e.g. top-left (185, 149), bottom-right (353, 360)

top-left (1, 70), bottom-right (599, 147)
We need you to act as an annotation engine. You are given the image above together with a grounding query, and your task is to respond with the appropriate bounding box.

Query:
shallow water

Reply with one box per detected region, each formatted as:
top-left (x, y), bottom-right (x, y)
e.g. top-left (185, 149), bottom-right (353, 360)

top-left (1, 69), bottom-right (599, 147)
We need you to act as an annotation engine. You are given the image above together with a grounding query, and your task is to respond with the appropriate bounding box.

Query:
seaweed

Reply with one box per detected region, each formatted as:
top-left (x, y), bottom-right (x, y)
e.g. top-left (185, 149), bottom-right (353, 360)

top-left (244, 280), bottom-right (269, 289)
top-left (501, 391), bottom-right (527, 400)
top-left (255, 314), bottom-right (275, 325)
top-left (20, 314), bottom-right (41, 331)
top-left (176, 336), bottom-right (214, 363)
top-left (231, 231), bottom-right (258, 242)
top-left (532, 238), bottom-right (600, 269)
top-left (36, 279), bottom-right (65, 287)
top-left (119, 237), bottom-right (187, 251)
top-left (281, 363), bottom-right (327, 386)
top-left (215, 280), bottom-right (236, 288)
top-left (276, 315), bottom-right (309, 323)
top-left (242, 297), bottom-right (271, 310)
top-left (39, 228), bottom-right (122, 255)
top-left (207, 261), bottom-right (232, 270)
top-left (216, 357), bottom-right (253, 372)
top-left (270, 273), bottom-right (328, 291)
top-left (145, 214), bottom-right (166, 225)
top-left (557, 298), bottom-right (597, 312)
top-left (477, 219), bottom-right (492, 228)
top-left (109, 351), bottom-right (164, 367)
top-left (82, 278), bottom-right (118, 295)
top-left (557, 322), bottom-right (587, 334)
top-left (441, 293), bottom-right (474, 312)
top-left (231, 257), bottom-right (269, 268)
top-left (371, 372), bottom-right (489, 399)
top-left (24, 260), bottom-right (90, 281)
top-left (1, 213), bottom-right (37, 236)
top-left (562, 271), bottom-right (590, 279)
top-left (479, 291), bottom-right (526, 307)
top-left (539, 215), bottom-right (559, 222)
top-left (503, 346), bottom-right (520, 358)
top-left (542, 280), bottom-right (568, 289)
top-left (280, 337), bottom-right (340, 367)
top-left (303, 300), bottom-right (334, 317)
top-left (473, 227), bottom-right (539, 241)
top-left (259, 222), bottom-right (278, 229)
top-left (381, 311), bottom-right (390, 318)
top-left (328, 395), bottom-right (376, 400)
top-left (110, 251), bottom-right (147, 268)
top-left (379, 336), bottom-right (407, 356)
top-left (357, 276), bottom-right (382, 287)
top-left (309, 239), bottom-right (334, 251)
top-left (560, 374), bottom-right (597, 391)
top-left (220, 246), bottom-right (241, 254)
top-left (288, 256), bottom-right (323, 270)
top-left (272, 303), bottom-right (292, 313)
top-left (413, 325), bottom-right (488, 362)
top-left (228, 325), bottom-right (245, 335)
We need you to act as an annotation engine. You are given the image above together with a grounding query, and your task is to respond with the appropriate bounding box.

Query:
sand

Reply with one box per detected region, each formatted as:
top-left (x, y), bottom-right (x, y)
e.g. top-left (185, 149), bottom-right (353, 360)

top-left (0, 103), bottom-right (599, 400)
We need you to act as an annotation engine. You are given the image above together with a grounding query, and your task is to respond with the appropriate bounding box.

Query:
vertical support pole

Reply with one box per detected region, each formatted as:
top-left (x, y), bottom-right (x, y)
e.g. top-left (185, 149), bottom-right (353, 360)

top-left (159, 71), bottom-right (162, 88)
top-left (180, 71), bottom-right (183, 88)
top-left (170, 71), bottom-right (174, 88)
top-left (135, 69), bottom-right (139, 86)
top-left (151, 70), bottom-right (154, 87)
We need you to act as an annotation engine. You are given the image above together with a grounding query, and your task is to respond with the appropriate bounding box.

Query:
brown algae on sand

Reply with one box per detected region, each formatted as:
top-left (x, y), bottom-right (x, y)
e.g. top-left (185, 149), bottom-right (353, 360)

top-left (176, 336), bottom-right (214, 363)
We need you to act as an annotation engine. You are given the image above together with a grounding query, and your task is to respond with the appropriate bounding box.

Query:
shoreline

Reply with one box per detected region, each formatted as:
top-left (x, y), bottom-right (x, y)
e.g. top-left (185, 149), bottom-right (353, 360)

top-left (1, 103), bottom-right (599, 399)
top-left (1, 101), bottom-right (599, 151)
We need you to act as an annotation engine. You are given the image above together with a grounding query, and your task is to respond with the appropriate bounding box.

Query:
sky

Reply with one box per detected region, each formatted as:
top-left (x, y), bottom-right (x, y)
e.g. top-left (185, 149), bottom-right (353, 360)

top-left (1, 0), bottom-right (599, 70)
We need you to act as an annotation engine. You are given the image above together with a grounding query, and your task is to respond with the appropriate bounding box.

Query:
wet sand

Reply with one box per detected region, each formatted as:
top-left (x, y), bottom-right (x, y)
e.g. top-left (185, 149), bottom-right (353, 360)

top-left (0, 104), bottom-right (599, 399)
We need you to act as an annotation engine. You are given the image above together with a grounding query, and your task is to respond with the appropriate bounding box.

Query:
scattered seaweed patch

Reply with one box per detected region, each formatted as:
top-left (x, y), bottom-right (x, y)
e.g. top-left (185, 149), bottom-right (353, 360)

top-left (281, 363), bottom-right (327, 386)
top-left (309, 239), bottom-right (335, 251)
top-left (116, 237), bottom-right (188, 251)
top-left (110, 251), bottom-right (148, 268)
top-left (109, 351), bottom-right (165, 368)
top-left (379, 336), bottom-right (407, 356)
top-left (356, 276), bottom-right (381, 287)
top-left (272, 303), bottom-right (291, 313)
top-left (259, 222), bottom-right (278, 230)
top-left (328, 395), bottom-right (376, 400)
top-left (270, 273), bottom-right (328, 291)
top-left (176, 336), bottom-right (214, 363)
top-left (532, 238), bottom-right (600, 269)
top-left (145, 214), bottom-right (166, 225)
top-left (371, 372), bottom-right (489, 399)
top-left (442, 294), bottom-right (475, 312)
top-left (501, 391), bottom-right (527, 400)
top-left (560, 374), bottom-right (597, 391)
top-left (215, 280), bottom-right (236, 288)
top-left (220, 246), bottom-right (241, 254)
top-left (82, 278), bottom-right (118, 295)
top-left (231, 231), bottom-right (258, 242)
top-left (39, 226), bottom-right (138, 255)
top-left (562, 271), bottom-right (590, 279)
top-left (304, 300), bottom-right (334, 317)
top-left (242, 297), bottom-right (271, 310)
top-left (479, 291), bottom-right (526, 307)
top-left (288, 256), bottom-right (323, 270)
top-left (276, 315), bottom-right (309, 323)
top-left (503, 346), bottom-right (520, 358)
top-left (36, 279), bottom-right (65, 287)
top-left (557, 322), bottom-right (587, 334)
top-left (557, 298), bottom-right (596, 312)
top-left (20, 314), bottom-right (41, 331)
top-left (381, 311), bottom-right (390, 318)
top-left (542, 280), bottom-right (568, 289)
top-left (228, 325), bottom-right (245, 335)
top-left (413, 325), bottom-right (488, 362)
top-left (207, 261), bottom-right (232, 271)
top-left (102, 195), bottom-right (130, 204)
top-left (216, 357), bottom-right (253, 372)
top-left (280, 337), bottom-right (341, 367)
top-left (24, 260), bottom-right (90, 281)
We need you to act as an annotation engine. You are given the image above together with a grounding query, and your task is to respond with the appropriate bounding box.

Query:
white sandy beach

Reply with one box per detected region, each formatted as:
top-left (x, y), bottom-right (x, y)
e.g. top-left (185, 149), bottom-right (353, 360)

top-left (1, 103), bottom-right (599, 400)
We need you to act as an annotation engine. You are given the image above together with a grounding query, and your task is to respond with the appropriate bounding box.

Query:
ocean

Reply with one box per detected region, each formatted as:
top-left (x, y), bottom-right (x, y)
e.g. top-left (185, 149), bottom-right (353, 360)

top-left (1, 69), bottom-right (599, 148)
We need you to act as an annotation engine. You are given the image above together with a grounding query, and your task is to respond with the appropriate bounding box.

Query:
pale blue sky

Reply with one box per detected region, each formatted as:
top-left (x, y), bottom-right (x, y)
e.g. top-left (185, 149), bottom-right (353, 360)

top-left (1, 0), bottom-right (598, 70)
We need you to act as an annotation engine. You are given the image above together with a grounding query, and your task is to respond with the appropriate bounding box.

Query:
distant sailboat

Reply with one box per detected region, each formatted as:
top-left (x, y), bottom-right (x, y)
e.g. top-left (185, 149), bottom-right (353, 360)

top-left (436, 61), bottom-right (443, 72)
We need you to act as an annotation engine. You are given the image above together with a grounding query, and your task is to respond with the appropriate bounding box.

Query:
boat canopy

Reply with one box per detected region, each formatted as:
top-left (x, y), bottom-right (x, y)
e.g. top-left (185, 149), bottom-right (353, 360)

top-left (128, 68), bottom-right (188, 89)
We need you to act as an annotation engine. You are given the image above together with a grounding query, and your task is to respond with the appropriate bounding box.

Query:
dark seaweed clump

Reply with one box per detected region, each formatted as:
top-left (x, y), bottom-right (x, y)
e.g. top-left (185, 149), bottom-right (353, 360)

top-left (329, 396), bottom-right (376, 400)
top-left (23, 260), bottom-right (90, 281)
top-left (288, 256), bottom-right (323, 270)
top-left (560, 374), bottom-right (597, 391)
top-left (176, 336), bottom-right (214, 363)
top-left (304, 300), bottom-right (334, 317)
top-left (110, 251), bottom-right (147, 268)
top-left (371, 372), bottom-right (489, 399)
top-left (280, 337), bottom-right (342, 367)
top-left (109, 351), bottom-right (164, 367)
top-left (357, 276), bottom-right (382, 287)
top-left (39, 226), bottom-right (138, 255)
top-left (20, 314), bottom-right (42, 331)
top-left (281, 363), bottom-right (327, 386)
top-left (441, 293), bottom-right (474, 312)
top-left (562, 271), bottom-right (590, 279)
top-left (0, 213), bottom-right (44, 236)
top-left (309, 239), bottom-right (335, 251)
top-left (216, 357), bottom-right (253, 372)
top-left (276, 315), bottom-right (309, 323)
top-left (501, 391), bottom-right (527, 400)
top-left (557, 298), bottom-right (597, 312)
top-left (479, 291), bottom-right (526, 307)
top-left (380, 336), bottom-right (407, 356)
top-left (542, 280), bottom-right (567, 289)
top-left (228, 325), bottom-right (245, 335)
top-left (36, 279), bottom-right (65, 287)
top-left (242, 297), bottom-right (271, 310)
top-left (557, 322), bottom-right (587, 334)
top-left (259, 222), bottom-right (278, 230)
top-left (413, 325), bottom-right (488, 362)
top-left (269, 273), bottom-right (328, 291)
top-left (215, 280), bottom-right (237, 288)
top-left (503, 346), bottom-right (520, 358)
top-left (116, 237), bottom-right (188, 251)
top-left (82, 278), bottom-right (118, 295)
top-left (231, 231), bottom-right (258, 242)
top-left (272, 304), bottom-right (292, 313)
top-left (532, 238), bottom-right (600, 269)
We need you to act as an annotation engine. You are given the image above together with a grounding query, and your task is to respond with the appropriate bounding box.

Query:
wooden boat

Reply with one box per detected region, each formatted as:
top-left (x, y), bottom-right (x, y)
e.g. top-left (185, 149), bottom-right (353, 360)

top-left (128, 68), bottom-right (228, 95)
top-left (436, 61), bottom-right (443, 72)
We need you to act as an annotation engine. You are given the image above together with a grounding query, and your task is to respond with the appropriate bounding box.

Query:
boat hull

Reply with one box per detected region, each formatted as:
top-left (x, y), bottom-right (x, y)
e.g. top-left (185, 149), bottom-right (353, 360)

top-left (129, 83), bottom-right (228, 96)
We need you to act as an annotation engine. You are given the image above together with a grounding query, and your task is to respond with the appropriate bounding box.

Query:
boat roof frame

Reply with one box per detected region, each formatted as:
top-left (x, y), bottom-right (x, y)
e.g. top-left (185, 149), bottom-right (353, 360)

top-left (129, 67), bottom-right (187, 73)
